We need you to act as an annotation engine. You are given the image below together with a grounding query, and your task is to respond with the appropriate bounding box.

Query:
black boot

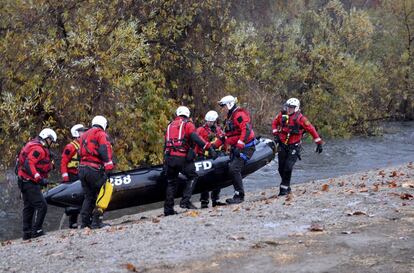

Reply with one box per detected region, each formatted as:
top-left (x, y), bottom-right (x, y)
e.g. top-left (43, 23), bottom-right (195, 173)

top-left (179, 201), bottom-right (198, 209)
top-left (22, 232), bottom-right (32, 241)
top-left (91, 209), bottom-right (110, 229)
top-left (200, 201), bottom-right (209, 209)
top-left (164, 210), bottom-right (178, 216)
top-left (278, 186), bottom-right (291, 196)
top-left (69, 214), bottom-right (78, 229)
top-left (225, 194), bottom-right (244, 204)
top-left (32, 229), bottom-right (45, 238)
top-left (212, 200), bottom-right (227, 207)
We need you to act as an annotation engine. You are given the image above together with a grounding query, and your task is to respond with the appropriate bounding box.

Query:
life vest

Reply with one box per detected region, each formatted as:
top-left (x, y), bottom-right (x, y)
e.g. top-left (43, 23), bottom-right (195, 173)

top-left (281, 112), bottom-right (303, 136)
top-left (165, 118), bottom-right (190, 155)
top-left (80, 127), bottom-right (104, 166)
top-left (225, 107), bottom-right (255, 144)
top-left (17, 139), bottom-right (51, 180)
top-left (67, 140), bottom-right (80, 169)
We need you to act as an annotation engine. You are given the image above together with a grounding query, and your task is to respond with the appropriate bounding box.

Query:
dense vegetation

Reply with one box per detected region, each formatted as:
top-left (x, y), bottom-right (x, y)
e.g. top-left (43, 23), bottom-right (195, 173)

top-left (1, 0), bottom-right (413, 169)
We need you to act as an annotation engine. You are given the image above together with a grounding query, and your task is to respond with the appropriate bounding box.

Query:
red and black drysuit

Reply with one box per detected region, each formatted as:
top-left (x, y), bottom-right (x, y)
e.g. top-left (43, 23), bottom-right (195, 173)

top-left (17, 137), bottom-right (53, 238)
top-left (224, 105), bottom-right (255, 200)
top-left (196, 123), bottom-right (225, 206)
top-left (272, 111), bottom-right (322, 193)
top-left (78, 126), bottom-right (114, 227)
top-left (60, 139), bottom-right (81, 228)
top-left (163, 116), bottom-right (212, 215)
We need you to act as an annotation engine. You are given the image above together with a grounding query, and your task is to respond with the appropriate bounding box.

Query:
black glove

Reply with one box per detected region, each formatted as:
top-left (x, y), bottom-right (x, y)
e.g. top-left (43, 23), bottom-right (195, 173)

top-left (233, 147), bottom-right (241, 158)
top-left (274, 135), bottom-right (280, 144)
top-left (39, 178), bottom-right (49, 187)
top-left (315, 143), bottom-right (323, 153)
top-left (208, 147), bottom-right (218, 160)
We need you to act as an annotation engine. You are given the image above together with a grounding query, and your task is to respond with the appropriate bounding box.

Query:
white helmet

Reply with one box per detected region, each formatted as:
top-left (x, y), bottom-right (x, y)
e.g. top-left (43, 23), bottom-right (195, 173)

top-left (92, 115), bottom-right (108, 130)
top-left (205, 110), bottom-right (219, 122)
top-left (70, 124), bottom-right (86, 138)
top-left (39, 128), bottom-right (57, 142)
top-left (218, 95), bottom-right (237, 110)
top-left (176, 106), bottom-right (190, 118)
top-left (286, 98), bottom-right (300, 112)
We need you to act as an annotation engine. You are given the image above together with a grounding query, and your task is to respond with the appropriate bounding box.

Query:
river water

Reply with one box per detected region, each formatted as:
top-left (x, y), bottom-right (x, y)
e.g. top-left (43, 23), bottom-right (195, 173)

top-left (1, 122), bottom-right (413, 241)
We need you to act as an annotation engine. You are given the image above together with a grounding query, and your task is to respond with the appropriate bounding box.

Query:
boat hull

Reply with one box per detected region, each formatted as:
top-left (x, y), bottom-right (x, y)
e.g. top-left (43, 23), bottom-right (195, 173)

top-left (44, 138), bottom-right (276, 211)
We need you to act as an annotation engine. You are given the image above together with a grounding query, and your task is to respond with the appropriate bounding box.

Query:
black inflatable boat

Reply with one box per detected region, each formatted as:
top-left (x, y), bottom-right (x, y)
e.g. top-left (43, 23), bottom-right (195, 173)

top-left (44, 137), bottom-right (276, 211)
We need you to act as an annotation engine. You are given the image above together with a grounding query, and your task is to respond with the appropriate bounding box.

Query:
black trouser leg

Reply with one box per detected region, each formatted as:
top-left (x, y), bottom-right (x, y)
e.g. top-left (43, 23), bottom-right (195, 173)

top-left (228, 156), bottom-right (245, 197)
top-left (21, 182), bottom-right (47, 234)
top-left (181, 179), bottom-right (197, 205)
top-left (164, 179), bottom-right (177, 214)
top-left (211, 188), bottom-right (221, 202)
top-left (79, 166), bottom-right (106, 227)
top-left (278, 145), bottom-right (299, 188)
top-left (200, 191), bottom-right (210, 204)
top-left (180, 159), bottom-right (198, 206)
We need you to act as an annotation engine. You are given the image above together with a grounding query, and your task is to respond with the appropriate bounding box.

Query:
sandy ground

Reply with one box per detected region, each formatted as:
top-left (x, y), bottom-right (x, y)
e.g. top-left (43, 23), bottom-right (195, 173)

top-left (1, 163), bottom-right (413, 273)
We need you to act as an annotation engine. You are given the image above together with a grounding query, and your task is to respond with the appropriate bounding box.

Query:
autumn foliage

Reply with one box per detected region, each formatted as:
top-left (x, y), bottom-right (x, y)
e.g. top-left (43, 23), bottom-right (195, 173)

top-left (1, 0), bottom-right (413, 169)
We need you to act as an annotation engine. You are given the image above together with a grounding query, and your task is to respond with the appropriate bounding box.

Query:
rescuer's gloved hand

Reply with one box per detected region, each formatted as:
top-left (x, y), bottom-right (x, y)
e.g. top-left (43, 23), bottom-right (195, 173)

top-left (39, 178), bottom-right (49, 187)
top-left (208, 147), bottom-right (218, 160)
top-left (315, 143), bottom-right (323, 154)
top-left (233, 147), bottom-right (241, 158)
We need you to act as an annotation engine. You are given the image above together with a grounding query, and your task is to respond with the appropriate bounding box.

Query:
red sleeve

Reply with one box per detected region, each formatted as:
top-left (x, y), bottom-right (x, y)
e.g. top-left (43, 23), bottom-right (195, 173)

top-left (234, 111), bottom-right (250, 145)
top-left (98, 131), bottom-right (114, 168)
top-left (60, 143), bottom-right (76, 176)
top-left (272, 113), bottom-right (282, 135)
top-left (196, 127), bottom-right (208, 142)
top-left (26, 147), bottom-right (46, 182)
top-left (298, 115), bottom-right (322, 143)
top-left (185, 122), bottom-right (196, 136)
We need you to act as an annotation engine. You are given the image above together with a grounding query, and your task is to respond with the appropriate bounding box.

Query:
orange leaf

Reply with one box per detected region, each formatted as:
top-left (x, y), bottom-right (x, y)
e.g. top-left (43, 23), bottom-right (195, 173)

top-left (359, 187), bottom-right (368, 192)
top-left (400, 193), bottom-right (413, 200)
top-left (123, 263), bottom-right (138, 272)
top-left (390, 171), bottom-right (398, 177)
top-left (321, 184), bottom-right (329, 192)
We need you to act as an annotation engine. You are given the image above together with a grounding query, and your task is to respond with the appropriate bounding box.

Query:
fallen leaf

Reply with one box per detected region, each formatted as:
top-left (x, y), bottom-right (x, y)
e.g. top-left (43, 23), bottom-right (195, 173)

top-left (264, 199), bottom-right (272, 205)
top-left (378, 170), bottom-right (385, 177)
top-left (346, 211), bottom-right (367, 216)
top-left (400, 193), bottom-right (413, 200)
top-left (388, 181), bottom-right (398, 188)
top-left (186, 211), bottom-right (200, 217)
top-left (309, 223), bottom-right (324, 232)
top-left (341, 231), bottom-right (356, 235)
top-left (228, 235), bottom-right (245, 241)
top-left (337, 181), bottom-right (345, 187)
top-left (359, 187), bottom-right (369, 193)
top-left (152, 218), bottom-right (161, 223)
top-left (261, 192), bottom-right (266, 196)
top-left (390, 171), bottom-right (398, 177)
top-left (1, 240), bottom-right (12, 246)
top-left (321, 184), bottom-right (329, 192)
top-left (402, 182), bottom-right (414, 188)
top-left (123, 263), bottom-right (138, 272)
top-left (372, 184), bottom-right (380, 192)
top-left (244, 207), bottom-right (251, 211)
top-left (232, 206), bottom-right (240, 212)
top-left (285, 194), bottom-right (293, 202)
top-left (358, 183), bottom-right (366, 188)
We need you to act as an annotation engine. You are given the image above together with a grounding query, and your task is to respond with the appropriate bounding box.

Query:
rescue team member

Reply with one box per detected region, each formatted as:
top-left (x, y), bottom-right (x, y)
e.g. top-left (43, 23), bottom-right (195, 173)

top-left (79, 115), bottom-right (114, 229)
top-left (218, 95), bottom-right (255, 204)
top-left (16, 128), bottom-right (57, 240)
top-left (196, 110), bottom-right (227, 208)
top-left (164, 106), bottom-right (217, 216)
top-left (272, 98), bottom-right (323, 196)
top-left (60, 124), bottom-right (86, 229)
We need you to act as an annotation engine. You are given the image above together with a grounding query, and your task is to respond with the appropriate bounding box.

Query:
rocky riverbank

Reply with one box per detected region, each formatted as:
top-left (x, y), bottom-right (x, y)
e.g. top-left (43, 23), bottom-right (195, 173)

top-left (1, 163), bottom-right (413, 273)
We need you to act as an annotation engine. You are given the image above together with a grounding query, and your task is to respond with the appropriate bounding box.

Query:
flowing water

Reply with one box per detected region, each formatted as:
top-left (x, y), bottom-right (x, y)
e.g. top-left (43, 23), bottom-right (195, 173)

top-left (1, 122), bottom-right (413, 241)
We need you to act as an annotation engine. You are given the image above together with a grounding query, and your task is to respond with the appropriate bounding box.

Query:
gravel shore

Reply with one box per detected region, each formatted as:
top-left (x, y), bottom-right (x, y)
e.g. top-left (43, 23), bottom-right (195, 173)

top-left (1, 163), bottom-right (413, 273)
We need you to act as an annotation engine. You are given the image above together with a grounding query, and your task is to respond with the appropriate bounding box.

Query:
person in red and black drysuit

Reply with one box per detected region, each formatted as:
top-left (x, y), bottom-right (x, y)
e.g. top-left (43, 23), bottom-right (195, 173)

top-left (79, 115), bottom-right (114, 229)
top-left (163, 106), bottom-right (217, 216)
top-left (196, 110), bottom-right (227, 208)
top-left (60, 123), bottom-right (86, 229)
top-left (218, 95), bottom-right (256, 204)
top-left (16, 128), bottom-right (57, 240)
top-left (272, 98), bottom-right (323, 196)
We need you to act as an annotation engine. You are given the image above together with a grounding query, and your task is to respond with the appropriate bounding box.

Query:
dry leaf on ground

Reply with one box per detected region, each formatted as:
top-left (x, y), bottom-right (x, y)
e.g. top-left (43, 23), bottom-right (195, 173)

top-left (123, 263), bottom-right (138, 272)
top-left (321, 184), bottom-right (329, 192)
top-left (346, 211), bottom-right (367, 216)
